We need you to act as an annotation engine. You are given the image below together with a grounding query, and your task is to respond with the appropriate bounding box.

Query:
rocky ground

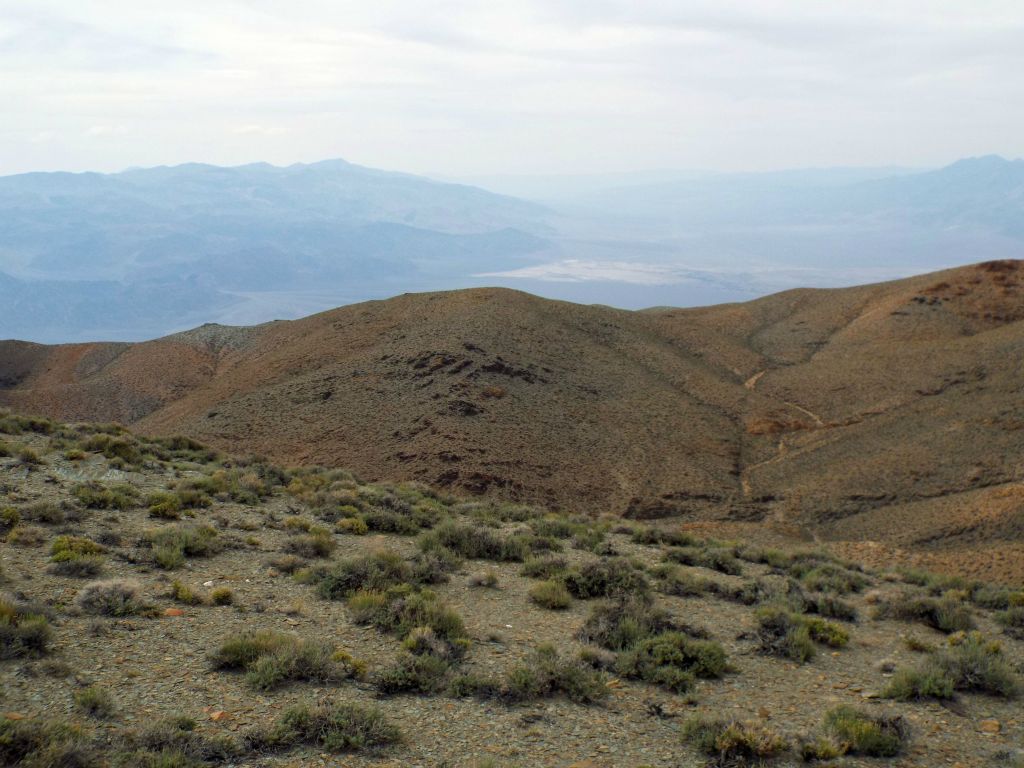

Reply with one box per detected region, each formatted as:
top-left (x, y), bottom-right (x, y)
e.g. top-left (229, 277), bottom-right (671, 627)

top-left (2, 417), bottom-right (1023, 767)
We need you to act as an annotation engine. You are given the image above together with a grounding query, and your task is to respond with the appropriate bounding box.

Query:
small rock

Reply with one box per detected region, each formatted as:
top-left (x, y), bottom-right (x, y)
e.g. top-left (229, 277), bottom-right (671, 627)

top-left (757, 706), bottom-right (771, 719)
top-left (210, 711), bottom-right (229, 722)
top-left (163, 608), bottom-right (185, 617)
top-left (3, 713), bottom-right (26, 721)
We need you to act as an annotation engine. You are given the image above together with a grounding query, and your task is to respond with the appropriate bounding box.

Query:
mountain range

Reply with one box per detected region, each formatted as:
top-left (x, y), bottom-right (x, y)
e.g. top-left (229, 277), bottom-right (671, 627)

top-left (2, 259), bottom-right (1022, 584)
top-left (2, 155), bottom-right (1024, 342)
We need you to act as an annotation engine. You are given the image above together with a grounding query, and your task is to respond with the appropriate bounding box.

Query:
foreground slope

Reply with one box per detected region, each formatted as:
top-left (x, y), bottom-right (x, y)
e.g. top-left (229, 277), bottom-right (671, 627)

top-left (2, 260), bottom-right (1023, 582)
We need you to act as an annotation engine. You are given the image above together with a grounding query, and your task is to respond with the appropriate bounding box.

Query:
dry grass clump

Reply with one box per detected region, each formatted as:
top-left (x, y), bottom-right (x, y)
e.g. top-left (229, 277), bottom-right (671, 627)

top-left (147, 524), bottom-right (224, 569)
top-left (0, 595), bottom-right (52, 659)
top-left (211, 629), bottom-right (364, 690)
top-left (820, 705), bottom-right (910, 757)
top-left (561, 558), bottom-right (648, 599)
top-left (245, 701), bottom-right (401, 754)
top-left (75, 579), bottom-right (153, 617)
top-left (72, 481), bottom-right (138, 510)
top-left (682, 717), bottom-right (789, 766)
top-left (309, 550), bottom-right (413, 599)
top-left (665, 545), bottom-right (743, 576)
top-left (74, 685), bottom-right (116, 719)
top-left (49, 535), bottom-right (106, 577)
top-left (615, 631), bottom-right (728, 693)
top-left (282, 526), bottom-right (337, 558)
top-left (529, 579), bottom-right (572, 609)
top-left (754, 606), bottom-right (848, 663)
top-left (123, 714), bottom-right (240, 766)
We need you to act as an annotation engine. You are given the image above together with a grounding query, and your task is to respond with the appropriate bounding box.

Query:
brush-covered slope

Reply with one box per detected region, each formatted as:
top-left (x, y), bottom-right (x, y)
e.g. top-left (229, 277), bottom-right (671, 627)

top-left (2, 260), bottom-right (1023, 581)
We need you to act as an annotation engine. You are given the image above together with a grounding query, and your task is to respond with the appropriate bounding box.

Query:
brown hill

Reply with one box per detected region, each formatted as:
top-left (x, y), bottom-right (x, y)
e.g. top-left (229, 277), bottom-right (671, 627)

top-left (2, 259), bottom-right (1023, 583)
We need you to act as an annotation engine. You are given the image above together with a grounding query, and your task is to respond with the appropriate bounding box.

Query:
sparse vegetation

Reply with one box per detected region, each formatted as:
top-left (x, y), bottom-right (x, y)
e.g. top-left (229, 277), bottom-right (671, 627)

top-left (211, 629), bottom-right (365, 690)
top-left (529, 579), bottom-right (572, 609)
top-left (74, 685), bottom-right (116, 719)
top-left (682, 717), bottom-right (789, 766)
top-left (821, 705), bottom-right (909, 757)
top-left (884, 632), bottom-right (1019, 700)
top-left (49, 535), bottom-right (106, 577)
top-left (615, 631), bottom-right (728, 693)
top-left (875, 592), bottom-right (974, 633)
top-left (503, 644), bottom-right (608, 704)
top-left (75, 579), bottom-right (153, 617)
top-left (245, 701), bottom-right (401, 753)
top-left (72, 481), bottom-right (138, 510)
top-left (0, 596), bottom-right (51, 658)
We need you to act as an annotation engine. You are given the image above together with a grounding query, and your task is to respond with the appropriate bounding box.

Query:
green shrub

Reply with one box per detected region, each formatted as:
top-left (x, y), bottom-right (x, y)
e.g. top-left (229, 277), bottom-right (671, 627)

top-left (210, 587), bottom-right (234, 606)
top-left (682, 717), bottom-right (789, 764)
top-left (145, 491), bottom-right (183, 520)
top-left (804, 617), bottom-right (849, 648)
top-left (147, 524), bottom-right (223, 569)
top-left (799, 564), bottom-right (869, 595)
top-left (127, 714), bottom-right (240, 765)
top-left (74, 685), bottom-right (116, 719)
top-left (210, 630), bottom-right (364, 690)
top-left (754, 606), bottom-right (816, 662)
top-left (169, 580), bottom-right (205, 605)
top-left (349, 587), bottom-right (467, 651)
top-left (0, 718), bottom-right (99, 768)
top-left (615, 632), bottom-right (728, 693)
top-left (529, 580), bottom-right (572, 610)
top-left (17, 447), bottom-right (44, 466)
top-left (504, 644), bottom-right (608, 704)
top-left (665, 545), bottom-right (743, 576)
top-left (375, 652), bottom-right (451, 694)
top-left (875, 593), bottom-right (974, 634)
top-left (631, 526), bottom-right (698, 547)
top-left (283, 528), bottom-right (337, 559)
top-left (72, 482), bottom-right (138, 510)
top-left (520, 556), bottom-right (568, 579)
top-left (562, 558), bottom-right (648, 599)
top-left (651, 564), bottom-right (713, 597)
top-left (310, 550), bottom-right (413, 600)
top-left (885, 633), bottom-right (1018, 700)
top-left (245, 701), bottom-right (401, 753)
top-left (418, 520), bottom-right (530, 562)
top-left (823, 705), bottom-right (909, 757)
top-left (0, 597), bottom-right (51, 659)
top-left (996, 606), bottom-right (1024, 638)
top-left (578, 595), bottom-right (675, 651)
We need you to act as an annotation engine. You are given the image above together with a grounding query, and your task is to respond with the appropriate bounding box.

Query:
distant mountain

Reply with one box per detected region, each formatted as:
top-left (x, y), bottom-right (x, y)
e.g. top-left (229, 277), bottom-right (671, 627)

top-left (2, 156), bottom-right (1023, 342)
top-left (0, 160), bottom-right (553, 340)
top-left (3, 260), bottom-right (1023, 583)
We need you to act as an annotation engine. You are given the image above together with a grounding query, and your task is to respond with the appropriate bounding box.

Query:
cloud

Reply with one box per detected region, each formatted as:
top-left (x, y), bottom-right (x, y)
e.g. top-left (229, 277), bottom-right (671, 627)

top-left (0, 1), bottom-right (1022, 176)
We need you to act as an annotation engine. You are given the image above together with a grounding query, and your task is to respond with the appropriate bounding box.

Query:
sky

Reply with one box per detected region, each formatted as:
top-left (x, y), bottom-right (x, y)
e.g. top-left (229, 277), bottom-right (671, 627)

top-left (1, 0), bottom-right (1023, 177)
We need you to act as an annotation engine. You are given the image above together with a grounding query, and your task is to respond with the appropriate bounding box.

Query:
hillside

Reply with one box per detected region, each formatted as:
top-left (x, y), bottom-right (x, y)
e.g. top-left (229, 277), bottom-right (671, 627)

top-left (0, 419), bottom-right (1022, 766)
top-left (2, 260), bottom-right (1023, 583)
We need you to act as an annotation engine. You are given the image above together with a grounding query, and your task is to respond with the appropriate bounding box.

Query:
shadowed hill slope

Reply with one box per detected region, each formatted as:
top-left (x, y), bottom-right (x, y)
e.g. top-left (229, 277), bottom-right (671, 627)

top-left (2, 260), bottom-right (1023, 581)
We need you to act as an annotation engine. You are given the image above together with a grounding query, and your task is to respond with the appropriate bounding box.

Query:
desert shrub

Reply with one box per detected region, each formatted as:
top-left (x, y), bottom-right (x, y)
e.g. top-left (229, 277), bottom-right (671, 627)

top-left (75, 579), bottom-right (152, 617)
top-left (822, 705), bottom-right (909, 757)
top-left (875, 592), bottom-right (974, 633)
top-left (336, 516), bottom-right (369, 535)
top-left (807, 594), bottom-right (858, 622)
top-left (245, 701), bottom-right (401, 753)
top-left (665, 546), bottom-right (743, 576)
top-left (128, 715), bottom-right (240, 764)
top-left (651, 564), bottom-right (713, 597)
top-left (169, 580), bottom-right (205, 605)
top-left (520, 555), bottom-right (568, 579)
top-left (210, 587), bottom-right (234, 606)
top-left (211, 630), bottom-right (364, 690)
top-left (283, 528), bottom-right (337, 558)
top-left (682, 717), bottom-right (789, 765)
top-left (504, 644), bottom-right (608, 704)
top-left (0, 412), bottom-right (55, 435)
top-left (0, 718), bottom-right (99, 768)
top-left (74, 685), bottom-right (116, 719)
top-left (799, 564), bottom-right (869, 595)
top-left (530, 580), bottom-right (572, 610)
top-left (72, 482), bottom-right (138, 510)
top-left (17, 447), bottom-right (44, 466)
top-left (0, 506), bottom-right (19, 531)
top-left (266, 554), bottom-right (306, 574)
top-left (885, 633), bottom-right (1019, 700)
top-left (996, 606), bottom-right (1024, 638)
top-left (578, 595), bottom-right (675, 650)
top-left (81, 433), bottom-right (145, 465)
top-left (6, 525), bottom-right (45, 547)
top-left (49, 535), bottom-right (106, 577)
top-left (20, 501), bottom-right (67, 524)
top-left (310, 550), bottom-right (412, 600)
top-left (448, 671), bottom-right (503, 699)
top-left (410, 548), bottom-right (462, 584)
top-left (0, 596), bottom-right (51, 658)
top-left (375, 651), bottom-right (451, 694)
top-left (615, 631), bottom-right (728, 693)
top-left (348, 587), bottom-right (468, 653)
top-left (631, 526), bottom-right (698, 547)
top-left (562, 558), bottom-right (648, 599)
top-left (147, 524), bottom-right (223, 569)
top-left (804, 617), bottom-right (849, 648)
top-left (754, 606), bottom-right (816, 662)
top-left (145, 491), bottom-right (183, 519)
top-left (418, 520), bottom-right (530, 562)
top-left (735, 545), bottom-right (797, 569)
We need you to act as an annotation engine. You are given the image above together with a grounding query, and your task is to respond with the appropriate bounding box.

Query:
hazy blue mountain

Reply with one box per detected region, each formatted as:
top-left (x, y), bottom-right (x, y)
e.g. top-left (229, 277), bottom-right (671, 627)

top-left (1, 156), bottom-right (1022, 343)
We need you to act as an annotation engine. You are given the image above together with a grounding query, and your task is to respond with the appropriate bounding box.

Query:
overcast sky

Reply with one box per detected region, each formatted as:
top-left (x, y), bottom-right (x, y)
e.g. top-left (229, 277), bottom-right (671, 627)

top-left (2, 0), bottom-right (1022, 177)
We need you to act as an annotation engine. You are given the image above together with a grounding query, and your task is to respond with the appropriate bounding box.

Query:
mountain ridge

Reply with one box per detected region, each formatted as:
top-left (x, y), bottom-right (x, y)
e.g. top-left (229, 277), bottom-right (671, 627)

top-left (3, 259), bottom-right (1023, 582)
